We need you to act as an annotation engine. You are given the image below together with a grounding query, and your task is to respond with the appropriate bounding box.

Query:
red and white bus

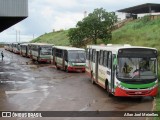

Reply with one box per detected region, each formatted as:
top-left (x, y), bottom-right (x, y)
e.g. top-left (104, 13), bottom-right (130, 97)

top-left (29, 43), bottom-right (53, 63)
top-left (86, 44), bottom-right (158, 97)
top-left (20, 43), bottom-right (29, 57)
top-left (51, 46), bottom-right (86, 72)
top-left (12, 42), bottom-right (20, 54)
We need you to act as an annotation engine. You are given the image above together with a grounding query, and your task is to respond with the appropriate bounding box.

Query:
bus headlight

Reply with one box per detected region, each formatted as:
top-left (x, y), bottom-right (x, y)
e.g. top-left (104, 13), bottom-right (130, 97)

top-left (148, 84), bottom-right (158, 90)
top-left (117, 82), bottom-right (127, 90)
top-left (68, 62), bottom-right (73, 67)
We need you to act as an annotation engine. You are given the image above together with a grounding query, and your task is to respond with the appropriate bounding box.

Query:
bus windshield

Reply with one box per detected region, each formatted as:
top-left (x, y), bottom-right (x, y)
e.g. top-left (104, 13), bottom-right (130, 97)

top-left (40, 47), bottom-right (52, 55)
top-left (117, 57), bottom-right (157, 80)
top-left (68, 50), bottom-right (86, 63)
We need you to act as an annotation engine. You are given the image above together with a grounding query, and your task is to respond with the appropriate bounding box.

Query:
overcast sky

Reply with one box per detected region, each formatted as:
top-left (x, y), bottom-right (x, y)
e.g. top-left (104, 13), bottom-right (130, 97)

top-left (0, 0), bottom-right (160, 43)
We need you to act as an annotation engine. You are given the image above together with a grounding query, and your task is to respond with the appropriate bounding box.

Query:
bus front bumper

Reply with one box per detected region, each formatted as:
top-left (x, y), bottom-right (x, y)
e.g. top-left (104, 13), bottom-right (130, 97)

top-left (38, 58), bottom-right (51, 63)
top-left (67, 66), bottom-right (85, 72)
top-left (114, 87), bottom-right (158, 97)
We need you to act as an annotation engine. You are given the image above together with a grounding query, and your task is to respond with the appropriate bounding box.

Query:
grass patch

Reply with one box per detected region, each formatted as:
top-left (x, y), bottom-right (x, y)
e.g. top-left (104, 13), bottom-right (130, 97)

top-left (32, 30), bottom-right (70, 46)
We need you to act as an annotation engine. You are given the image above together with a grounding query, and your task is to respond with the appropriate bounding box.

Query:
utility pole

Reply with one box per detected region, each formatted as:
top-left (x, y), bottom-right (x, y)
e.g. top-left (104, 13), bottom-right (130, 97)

top-left (19, 31), bottom-right (20, 42)
top-left (16, 30), bottom-right (17, 42)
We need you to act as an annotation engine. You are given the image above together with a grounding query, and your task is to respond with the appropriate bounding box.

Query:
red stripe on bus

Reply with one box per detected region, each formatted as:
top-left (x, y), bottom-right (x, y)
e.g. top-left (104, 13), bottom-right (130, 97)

top-left (114, 87), bottom-right (158, 97)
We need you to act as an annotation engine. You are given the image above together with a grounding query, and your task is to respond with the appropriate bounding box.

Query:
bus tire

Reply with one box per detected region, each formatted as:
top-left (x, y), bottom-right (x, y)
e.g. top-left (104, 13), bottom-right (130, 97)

top-left (55, 63), bottom-right (60, 70)
top-left (37, 57), bottom-right (40, 64)
top-left (65, 66), bottom-right (69, 73)
top-left (106, 81), bottom-right (112, 97)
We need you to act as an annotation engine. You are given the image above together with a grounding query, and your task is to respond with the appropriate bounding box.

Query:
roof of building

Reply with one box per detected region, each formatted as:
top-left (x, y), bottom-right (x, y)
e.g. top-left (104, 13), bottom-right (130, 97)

top-left (117, 3), bottom-right (160, 14)
top-left (0, 0), bottom-right (28, 32)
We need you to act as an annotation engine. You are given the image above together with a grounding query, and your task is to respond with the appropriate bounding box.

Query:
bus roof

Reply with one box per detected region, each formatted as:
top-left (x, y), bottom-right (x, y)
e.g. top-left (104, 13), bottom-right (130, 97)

top-left (20, 43), bottom-right (29, 46)
top-left (54, 46), bottom-right (85, 51)
top-left (87, 44), bottom-right (157, 54)
top-left (12, 42), bottom-right (21, 45)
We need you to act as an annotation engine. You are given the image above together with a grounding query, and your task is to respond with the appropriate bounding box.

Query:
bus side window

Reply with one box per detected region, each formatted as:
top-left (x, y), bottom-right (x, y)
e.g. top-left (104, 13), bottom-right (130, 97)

top-left (52, 48), bottom-right (55, 56)
top-left (103, 51), bottom-right (108, 67)
top-left (56, 49), bottom-right (62, 58)
top-left (91, 49), bottom-right (94, 62)
top-left (60, 49), bottom-right (63, 58)
top-left (92, 49), bottom-right (96, 63)
top-left (64, 50), bottom-right (68, 62)
top-left (108, 52), bottom-right (112, 69)
top-left (99, 50), bottom-right (103, 65)
top-left (86, 48), bottom-right (89, 60)
top-left (90, 49), bottom-right (92, 61)
top-left (55, 49), bottom-right (58, 57)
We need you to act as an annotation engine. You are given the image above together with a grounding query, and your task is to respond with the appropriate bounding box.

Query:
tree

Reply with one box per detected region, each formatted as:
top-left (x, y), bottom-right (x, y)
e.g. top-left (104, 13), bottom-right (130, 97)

top-left (68, 8), bottom-right (117, 46)
top-left (68, 28), bottom-right (85, 47)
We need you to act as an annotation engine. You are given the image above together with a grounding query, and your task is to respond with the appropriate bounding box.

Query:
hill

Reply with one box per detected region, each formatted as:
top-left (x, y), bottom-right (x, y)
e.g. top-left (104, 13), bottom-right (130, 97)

top-left (112, 17), bottom-right (160, 51)
top-left (32, 30), bottom-right (70, 46)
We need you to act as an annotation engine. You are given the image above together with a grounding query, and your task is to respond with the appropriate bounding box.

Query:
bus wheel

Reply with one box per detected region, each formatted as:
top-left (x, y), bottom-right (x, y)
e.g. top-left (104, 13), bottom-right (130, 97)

top-left (106, 82), bottom-right (112, 97)
top-left (56, 64), bottom-right (60, 70)
top-left (65, 66), bottom-right (69, 73)
top-left (91, 72), bottom-right (95, 84)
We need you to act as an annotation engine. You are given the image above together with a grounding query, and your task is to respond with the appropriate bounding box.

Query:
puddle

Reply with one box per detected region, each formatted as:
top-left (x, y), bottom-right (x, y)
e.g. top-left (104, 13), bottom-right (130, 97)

top-left (5, 88), bottom-right (37, 94)
top-left (16, 81), bottom-right (29, 84)
top-left (0, 72), bottom-right (16, 75)
top-left (39, 85), bottom-right (49, 89)
top-left (0, 80), bottom-right (16, 83)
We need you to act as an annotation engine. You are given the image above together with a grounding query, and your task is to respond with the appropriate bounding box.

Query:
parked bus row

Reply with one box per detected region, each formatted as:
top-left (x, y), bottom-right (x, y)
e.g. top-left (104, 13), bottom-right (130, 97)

top-left (4, 43), bottom-right (158, 97)
top-left (4, 43), bottom-right (86, 73)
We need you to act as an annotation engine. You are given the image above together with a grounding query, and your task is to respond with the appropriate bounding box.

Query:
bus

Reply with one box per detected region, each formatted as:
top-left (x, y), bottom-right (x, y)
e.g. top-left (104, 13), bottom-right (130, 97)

top-left (20, 43), bottom-right (29, 57)
top-left (9, 43), bottom-right (13, 52)
top-left (12, 42), bottom-right (20, 54)
top-left (29, 43), bottom-right (53, 63)
top-left (86, 44), bottom-right (158, 97)
top-left (4, 43), bottom-right (10, 51)
top-left (52, 46), bottom-right (86, 72)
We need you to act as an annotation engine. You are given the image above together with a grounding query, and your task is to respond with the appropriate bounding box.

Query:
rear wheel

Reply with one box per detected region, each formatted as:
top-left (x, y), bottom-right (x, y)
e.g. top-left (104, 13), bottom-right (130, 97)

top-left (56, 63), bottom-right (60, 70)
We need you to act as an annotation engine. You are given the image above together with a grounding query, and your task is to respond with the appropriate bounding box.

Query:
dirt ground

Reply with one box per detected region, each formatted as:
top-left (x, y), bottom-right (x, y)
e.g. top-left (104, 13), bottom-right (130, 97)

top-left (0, 48), bottom-right (155, 120)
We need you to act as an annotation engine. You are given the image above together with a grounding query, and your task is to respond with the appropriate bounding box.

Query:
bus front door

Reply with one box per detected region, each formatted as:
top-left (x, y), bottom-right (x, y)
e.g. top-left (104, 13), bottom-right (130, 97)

top-left (111, 54), bottom-right (116, 94)
top-left (107, 52), bottom-right (115, 94)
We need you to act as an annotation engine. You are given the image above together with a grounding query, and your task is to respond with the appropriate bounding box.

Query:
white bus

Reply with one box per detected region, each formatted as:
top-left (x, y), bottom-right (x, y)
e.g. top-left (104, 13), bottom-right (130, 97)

top-left (51, 46), bottom-right (86, 72)
top-left (20, 43), bottom-right (29, 57)
top-left (29, 43), bottom-right (53, 63)
top-left (4, 43), bottom-right (10, 51)
top-left (86, 44), bottom-right (158, 97)
top-left (12, 42), bottom-right (20, 54)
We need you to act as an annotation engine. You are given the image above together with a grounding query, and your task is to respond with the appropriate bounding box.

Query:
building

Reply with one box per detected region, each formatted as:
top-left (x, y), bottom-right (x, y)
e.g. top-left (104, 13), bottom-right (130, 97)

top-left (0, 0), bottom-right (28, 32)
top-left (117, 3), bottom-right (160, 19)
